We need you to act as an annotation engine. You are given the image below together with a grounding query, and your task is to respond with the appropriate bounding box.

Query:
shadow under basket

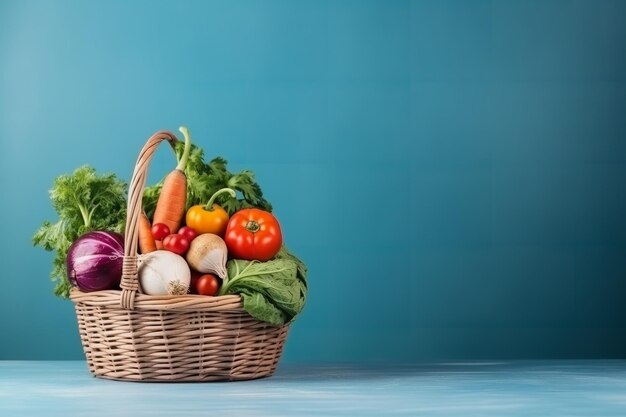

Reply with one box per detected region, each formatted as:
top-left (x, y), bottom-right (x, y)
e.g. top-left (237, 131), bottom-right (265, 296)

top-left (70, 289), bottom-right (289, 382)
top-left (68, 130), bottom-right (289, 382)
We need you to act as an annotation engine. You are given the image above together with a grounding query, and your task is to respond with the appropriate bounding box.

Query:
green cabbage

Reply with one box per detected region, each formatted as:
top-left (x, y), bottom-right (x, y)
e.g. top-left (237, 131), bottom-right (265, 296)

top-left (219, 247), bottom-right (308, 326)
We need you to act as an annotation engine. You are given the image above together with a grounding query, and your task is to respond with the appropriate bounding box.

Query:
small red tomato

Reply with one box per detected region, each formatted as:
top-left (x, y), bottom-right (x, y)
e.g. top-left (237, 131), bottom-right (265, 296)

top-left (196, 274), bottom-right (220, 296)
top-left (162, 234), bottom-right (190, 255)
top-left (178, 226), bottom-right (198, 242)
top-left (151, 223), bottom-right (170, 241)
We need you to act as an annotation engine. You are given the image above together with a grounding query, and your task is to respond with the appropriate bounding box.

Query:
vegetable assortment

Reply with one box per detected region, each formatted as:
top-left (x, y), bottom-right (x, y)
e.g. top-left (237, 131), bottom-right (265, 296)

top-left (33, 126), bottom-right (307, 326)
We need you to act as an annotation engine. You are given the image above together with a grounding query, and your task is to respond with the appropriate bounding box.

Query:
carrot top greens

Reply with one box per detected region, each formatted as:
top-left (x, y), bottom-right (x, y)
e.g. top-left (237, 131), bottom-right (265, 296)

top-left (142, 141), bottom-right (272, 219)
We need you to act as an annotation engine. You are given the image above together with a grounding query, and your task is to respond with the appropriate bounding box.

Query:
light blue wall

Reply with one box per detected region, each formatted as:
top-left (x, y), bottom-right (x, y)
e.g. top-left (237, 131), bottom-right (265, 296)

top-left (1, 0), bottom-right (625, 361)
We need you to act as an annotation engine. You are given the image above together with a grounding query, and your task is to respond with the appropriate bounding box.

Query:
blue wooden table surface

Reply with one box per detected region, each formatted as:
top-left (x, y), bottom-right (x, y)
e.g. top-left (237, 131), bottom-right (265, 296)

top-left (2, 361), bottom-right (626, 416)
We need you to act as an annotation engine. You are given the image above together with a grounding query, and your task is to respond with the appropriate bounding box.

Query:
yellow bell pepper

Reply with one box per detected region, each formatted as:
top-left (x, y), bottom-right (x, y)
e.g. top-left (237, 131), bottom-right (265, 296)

top-left (185, 188), bottom-right (236, 236)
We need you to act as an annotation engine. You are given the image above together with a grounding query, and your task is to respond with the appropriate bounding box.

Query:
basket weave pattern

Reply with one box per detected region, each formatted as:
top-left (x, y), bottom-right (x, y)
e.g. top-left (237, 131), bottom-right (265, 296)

top-left (69, 131), bottom-right (289, 382)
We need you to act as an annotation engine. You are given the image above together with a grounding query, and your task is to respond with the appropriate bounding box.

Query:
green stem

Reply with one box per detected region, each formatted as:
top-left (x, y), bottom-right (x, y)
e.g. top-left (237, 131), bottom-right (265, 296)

top-left (176, 126), bottom-right (192, 171)
top-left (88, 204), bottom-right (99, 225)
top-left (245, 220), bottom-right (260, 233)
top-left (78, 204), bottom-right (91, 228)
top-left (219, 260), bottom-right (258, 295)
top-left (219, 262), bottom-right (291, 296)
top-left (204, 187), bottom-right (236, 211)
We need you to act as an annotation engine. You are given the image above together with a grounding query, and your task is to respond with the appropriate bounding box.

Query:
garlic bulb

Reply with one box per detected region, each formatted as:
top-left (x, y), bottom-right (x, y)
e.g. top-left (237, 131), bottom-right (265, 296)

top-left (138, 250), bottom-right (191, 295)
top-left (185, 233), bottom-right (228, 279)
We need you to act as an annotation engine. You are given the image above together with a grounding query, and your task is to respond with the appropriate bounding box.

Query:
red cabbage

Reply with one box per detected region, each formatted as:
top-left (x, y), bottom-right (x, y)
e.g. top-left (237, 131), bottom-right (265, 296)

top-left (67, 231), bottom-right (124, 292)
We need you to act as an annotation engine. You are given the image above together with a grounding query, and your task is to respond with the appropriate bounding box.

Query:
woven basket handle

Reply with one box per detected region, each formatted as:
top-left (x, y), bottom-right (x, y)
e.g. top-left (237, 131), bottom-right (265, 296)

top-left (120, 130), bottom-right (179, 310)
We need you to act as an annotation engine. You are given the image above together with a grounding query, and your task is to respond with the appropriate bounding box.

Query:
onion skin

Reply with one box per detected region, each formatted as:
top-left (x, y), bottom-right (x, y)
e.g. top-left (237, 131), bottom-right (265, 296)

top-left (185, 233), bottom-right (228, 279)
top-left (138, 250), bottom-right (191, 295)
top-left (66, 231), bottom-right (124, 292)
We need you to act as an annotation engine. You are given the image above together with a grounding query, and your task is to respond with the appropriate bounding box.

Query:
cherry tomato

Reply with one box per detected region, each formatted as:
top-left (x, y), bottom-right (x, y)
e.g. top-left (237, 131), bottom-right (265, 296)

top-left (151, 223), bottom-right (170, 241)
top-left (178, 226), bottom-right (198, 241)
top-left (196, 274), bottom-right (221, 296)
top-left (225, 209), bottom-right (282, 261)
top-left (162, 234), bottom-right (190, 255)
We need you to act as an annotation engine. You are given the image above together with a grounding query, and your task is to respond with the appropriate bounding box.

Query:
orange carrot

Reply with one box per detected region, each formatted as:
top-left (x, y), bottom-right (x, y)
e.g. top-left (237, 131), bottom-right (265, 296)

top-left (152, 126), bottom-right (191, 236)
top-left (138, 212), bottom-right (157, 254)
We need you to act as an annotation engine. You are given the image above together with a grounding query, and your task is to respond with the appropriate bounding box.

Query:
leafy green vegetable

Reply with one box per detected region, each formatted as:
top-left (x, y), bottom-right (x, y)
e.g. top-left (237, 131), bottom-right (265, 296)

top-left (219, 247), bottom-right (308, 326)
top-left (275, 246), bottom-right (308, 289)
top-left (142, 141), bottom-right (273, 219)
top-left (33, 166), bottom-right (127, 298)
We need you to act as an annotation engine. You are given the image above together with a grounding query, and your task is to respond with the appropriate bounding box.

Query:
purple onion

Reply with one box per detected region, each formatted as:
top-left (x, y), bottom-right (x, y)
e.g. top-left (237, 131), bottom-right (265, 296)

top-left (67, 231), bottom-right (124, 292)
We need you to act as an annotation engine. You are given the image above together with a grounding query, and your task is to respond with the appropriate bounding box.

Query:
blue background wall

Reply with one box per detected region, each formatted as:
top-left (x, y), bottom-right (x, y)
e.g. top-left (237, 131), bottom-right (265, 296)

top-left (1, 0), bottom-right (625, 361)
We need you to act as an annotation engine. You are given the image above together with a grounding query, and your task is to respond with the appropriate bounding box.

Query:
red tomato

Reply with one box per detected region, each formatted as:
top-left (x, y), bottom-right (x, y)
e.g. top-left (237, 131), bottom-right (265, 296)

top-left (196, 274), bottom-right (220, 296)
top-left (224, 209), bottom-right (282, 261)
top-left (178, 226), bottom-right (198, 241)
top-left (162, 234), bottom-right (190, 255)
top-left (151, 223), bottom-right (170, 241)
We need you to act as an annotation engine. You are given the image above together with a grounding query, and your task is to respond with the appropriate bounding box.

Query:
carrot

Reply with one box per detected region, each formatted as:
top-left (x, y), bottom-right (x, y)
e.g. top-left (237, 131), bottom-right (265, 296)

top-left (138, 212), bottom-right (157, 254)
top-left (152, 126), bottom-right (192, 237)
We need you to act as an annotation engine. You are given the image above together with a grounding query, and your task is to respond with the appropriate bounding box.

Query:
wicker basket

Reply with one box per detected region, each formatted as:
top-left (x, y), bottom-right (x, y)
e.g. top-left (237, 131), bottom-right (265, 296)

top-left (69, 131), bottom-right (289, 382)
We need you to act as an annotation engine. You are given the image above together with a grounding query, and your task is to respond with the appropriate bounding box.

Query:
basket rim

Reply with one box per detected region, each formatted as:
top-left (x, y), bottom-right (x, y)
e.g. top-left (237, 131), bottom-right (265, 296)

top-left (70, 288), bottom-right (245, 312)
